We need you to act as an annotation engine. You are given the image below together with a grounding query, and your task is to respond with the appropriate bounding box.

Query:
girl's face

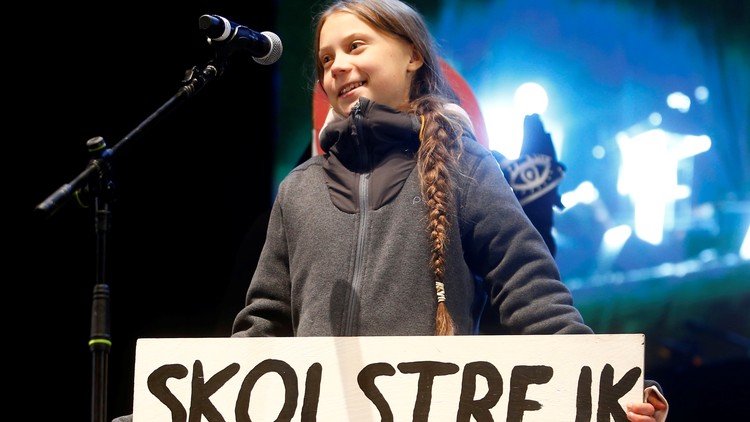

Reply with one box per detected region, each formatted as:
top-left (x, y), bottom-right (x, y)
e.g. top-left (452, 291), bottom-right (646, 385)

top-left (318, 12), bottom-right (423, 116)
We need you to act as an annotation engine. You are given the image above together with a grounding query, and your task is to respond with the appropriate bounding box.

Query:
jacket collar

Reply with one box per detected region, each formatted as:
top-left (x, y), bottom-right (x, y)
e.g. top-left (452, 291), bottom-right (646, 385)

top-left (319, 98), bottom-right (422, 172)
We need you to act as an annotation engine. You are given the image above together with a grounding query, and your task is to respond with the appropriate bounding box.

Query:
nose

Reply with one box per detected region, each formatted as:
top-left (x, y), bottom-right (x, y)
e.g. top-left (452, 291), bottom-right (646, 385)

top-left (329, 54), bottom-right (352, 76)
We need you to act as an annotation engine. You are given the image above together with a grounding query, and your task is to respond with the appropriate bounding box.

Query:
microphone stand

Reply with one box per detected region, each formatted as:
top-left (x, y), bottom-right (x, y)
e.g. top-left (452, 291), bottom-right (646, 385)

top-left (35, 49), bottom-right (232, 422)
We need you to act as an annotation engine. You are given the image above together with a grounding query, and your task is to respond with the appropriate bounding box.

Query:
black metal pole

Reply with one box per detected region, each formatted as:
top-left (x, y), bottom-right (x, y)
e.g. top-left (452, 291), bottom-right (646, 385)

top-left (90, 214), bottom-right (112, 422)
top-left (81, 135), bottom-right (115, 422)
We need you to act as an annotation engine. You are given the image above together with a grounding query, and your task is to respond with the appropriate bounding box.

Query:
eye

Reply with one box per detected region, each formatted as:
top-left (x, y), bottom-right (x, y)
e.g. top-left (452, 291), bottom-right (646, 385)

top-left (349, 41), bottom-right (364, 52)
top-left (319, 54), bottom-right (332, 67)
top-left (504, 154), bottom-right (563, 203)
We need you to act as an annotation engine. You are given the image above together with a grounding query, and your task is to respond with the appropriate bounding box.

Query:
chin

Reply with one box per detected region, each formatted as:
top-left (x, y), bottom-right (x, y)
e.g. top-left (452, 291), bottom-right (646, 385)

top-left (339, 94), bottom-right (368, 115)
top-left (337, 102), bottom-right (356, 116)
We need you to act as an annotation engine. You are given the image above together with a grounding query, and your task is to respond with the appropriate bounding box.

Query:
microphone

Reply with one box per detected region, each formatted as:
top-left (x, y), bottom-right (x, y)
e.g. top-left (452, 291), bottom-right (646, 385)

top-left (199, 14), bottom-right (282, 65)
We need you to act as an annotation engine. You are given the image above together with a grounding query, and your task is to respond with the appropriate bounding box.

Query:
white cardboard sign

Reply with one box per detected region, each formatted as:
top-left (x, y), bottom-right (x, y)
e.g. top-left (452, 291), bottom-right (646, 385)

top-left (132, 334), bottom-right (644, 421)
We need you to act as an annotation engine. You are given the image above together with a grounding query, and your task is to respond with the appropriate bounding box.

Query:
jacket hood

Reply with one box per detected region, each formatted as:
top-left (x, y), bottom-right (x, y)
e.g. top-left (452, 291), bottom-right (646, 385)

top-left (319, 98), bottom-right (422, 171)
top-left (318, 98), bottom-right (476, 158)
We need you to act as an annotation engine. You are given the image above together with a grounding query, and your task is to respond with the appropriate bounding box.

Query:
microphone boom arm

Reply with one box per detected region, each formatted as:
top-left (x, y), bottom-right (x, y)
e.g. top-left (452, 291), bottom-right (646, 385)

top-left (34, 59), bottom-right (221, 218)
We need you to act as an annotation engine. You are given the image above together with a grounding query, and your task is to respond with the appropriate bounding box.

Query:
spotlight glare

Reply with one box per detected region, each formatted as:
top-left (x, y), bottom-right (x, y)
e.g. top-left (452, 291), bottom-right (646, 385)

top-left (514, 82), bottom-right (549, 115)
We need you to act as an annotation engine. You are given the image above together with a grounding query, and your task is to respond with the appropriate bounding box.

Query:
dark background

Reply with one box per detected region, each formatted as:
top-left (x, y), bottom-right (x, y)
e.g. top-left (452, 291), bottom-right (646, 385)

top-left (16, 2), bottom-right (279, 420)
top-left (14, 0), bottom-right (749, 421)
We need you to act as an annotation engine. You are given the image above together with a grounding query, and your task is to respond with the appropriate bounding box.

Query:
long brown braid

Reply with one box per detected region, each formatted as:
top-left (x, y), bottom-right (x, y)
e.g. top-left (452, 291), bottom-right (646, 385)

top-left (414, 99), bottom-right (465, 335)
top-left (314, 0), bottom-right (469, 335)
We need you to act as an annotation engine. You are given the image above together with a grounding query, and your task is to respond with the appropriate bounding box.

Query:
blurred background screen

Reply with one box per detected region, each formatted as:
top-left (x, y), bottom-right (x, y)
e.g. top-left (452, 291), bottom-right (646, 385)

top-left (275, 1), bottom-right (750, 417)
top-left (278, 0), bottom-right (750, 352)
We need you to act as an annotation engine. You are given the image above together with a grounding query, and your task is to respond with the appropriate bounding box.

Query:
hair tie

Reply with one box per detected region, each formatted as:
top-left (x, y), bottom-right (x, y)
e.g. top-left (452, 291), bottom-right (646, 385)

top-left (435, 281), bottom-right (446, 303)
top-left (419, 114), bottom-right (426, 141)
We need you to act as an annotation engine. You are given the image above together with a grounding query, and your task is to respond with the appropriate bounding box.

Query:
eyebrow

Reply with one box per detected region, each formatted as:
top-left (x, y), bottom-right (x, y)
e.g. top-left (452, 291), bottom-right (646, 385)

top-left (319, 31), bottom-right (374, 50)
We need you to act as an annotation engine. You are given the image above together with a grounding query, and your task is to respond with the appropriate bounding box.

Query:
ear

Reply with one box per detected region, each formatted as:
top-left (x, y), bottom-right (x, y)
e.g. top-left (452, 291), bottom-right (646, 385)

top-left (407, 46), bottom-right (424, 72)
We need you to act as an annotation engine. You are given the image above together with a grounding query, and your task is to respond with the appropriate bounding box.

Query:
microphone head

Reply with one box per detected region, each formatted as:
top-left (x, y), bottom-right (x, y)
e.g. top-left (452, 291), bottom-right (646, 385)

top-left (254, 31), bottom-right (283, 65)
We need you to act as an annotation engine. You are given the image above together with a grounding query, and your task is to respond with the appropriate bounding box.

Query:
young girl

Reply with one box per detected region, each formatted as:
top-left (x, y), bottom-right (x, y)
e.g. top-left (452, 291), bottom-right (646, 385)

top-left (231, 0), bottom-right (667, 420)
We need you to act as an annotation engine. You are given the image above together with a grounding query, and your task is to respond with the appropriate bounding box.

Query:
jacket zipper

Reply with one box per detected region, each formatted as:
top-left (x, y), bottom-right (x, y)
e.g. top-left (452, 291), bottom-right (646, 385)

top-left (344, 100), bottom-right (369, 336)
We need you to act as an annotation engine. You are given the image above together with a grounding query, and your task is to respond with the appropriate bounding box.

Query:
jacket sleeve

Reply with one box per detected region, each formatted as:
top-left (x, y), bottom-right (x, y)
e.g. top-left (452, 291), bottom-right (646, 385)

top-left (459, 145), bottom-right (593, 335)
top-left (231, 188), bottom-right (295, 337)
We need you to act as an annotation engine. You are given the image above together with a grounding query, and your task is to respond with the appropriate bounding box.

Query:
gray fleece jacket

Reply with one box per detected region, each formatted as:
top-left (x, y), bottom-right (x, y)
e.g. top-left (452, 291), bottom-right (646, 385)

top-left (232, 98), bottom-right (593, 337)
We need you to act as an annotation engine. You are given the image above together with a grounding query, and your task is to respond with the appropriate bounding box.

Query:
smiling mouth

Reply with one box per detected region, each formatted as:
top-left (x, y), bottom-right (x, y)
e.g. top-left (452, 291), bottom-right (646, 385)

top-left (339, 81), bottom-right (365, 96)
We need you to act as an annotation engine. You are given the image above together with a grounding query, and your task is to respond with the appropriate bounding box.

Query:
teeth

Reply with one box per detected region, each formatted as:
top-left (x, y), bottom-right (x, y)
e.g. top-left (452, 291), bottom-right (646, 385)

top-left (340, 81), bottom-right (364, 95)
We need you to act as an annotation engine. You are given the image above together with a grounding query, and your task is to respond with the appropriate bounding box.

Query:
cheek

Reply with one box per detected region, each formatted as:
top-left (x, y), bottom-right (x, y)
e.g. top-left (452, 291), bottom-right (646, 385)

top-left (322, 76), bottom-right (336, 97)
top-left (378, 60), bottom-right (410, 85)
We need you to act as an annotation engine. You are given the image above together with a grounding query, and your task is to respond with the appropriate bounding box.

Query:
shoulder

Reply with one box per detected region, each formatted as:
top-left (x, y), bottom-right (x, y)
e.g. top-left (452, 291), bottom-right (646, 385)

top-left (276, 155), bottom-right (326, 194)
top-left (457, 134), bottom-right (500, 175)
top-left (285, 155), bottom-right (326, 178)
top-left (461, 134), bottom-right (492, 158)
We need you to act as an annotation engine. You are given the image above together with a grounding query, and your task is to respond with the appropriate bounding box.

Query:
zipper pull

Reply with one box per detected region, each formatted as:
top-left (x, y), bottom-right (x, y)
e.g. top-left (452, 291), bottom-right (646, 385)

top-left (350, 98), bottom-right (368, 168)
top-left (350, 98), bottom-right (365, 138)
top-left (351, 99), bottom-right (361, 116)
top-left (351, 97), bottom-right (370, 117)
